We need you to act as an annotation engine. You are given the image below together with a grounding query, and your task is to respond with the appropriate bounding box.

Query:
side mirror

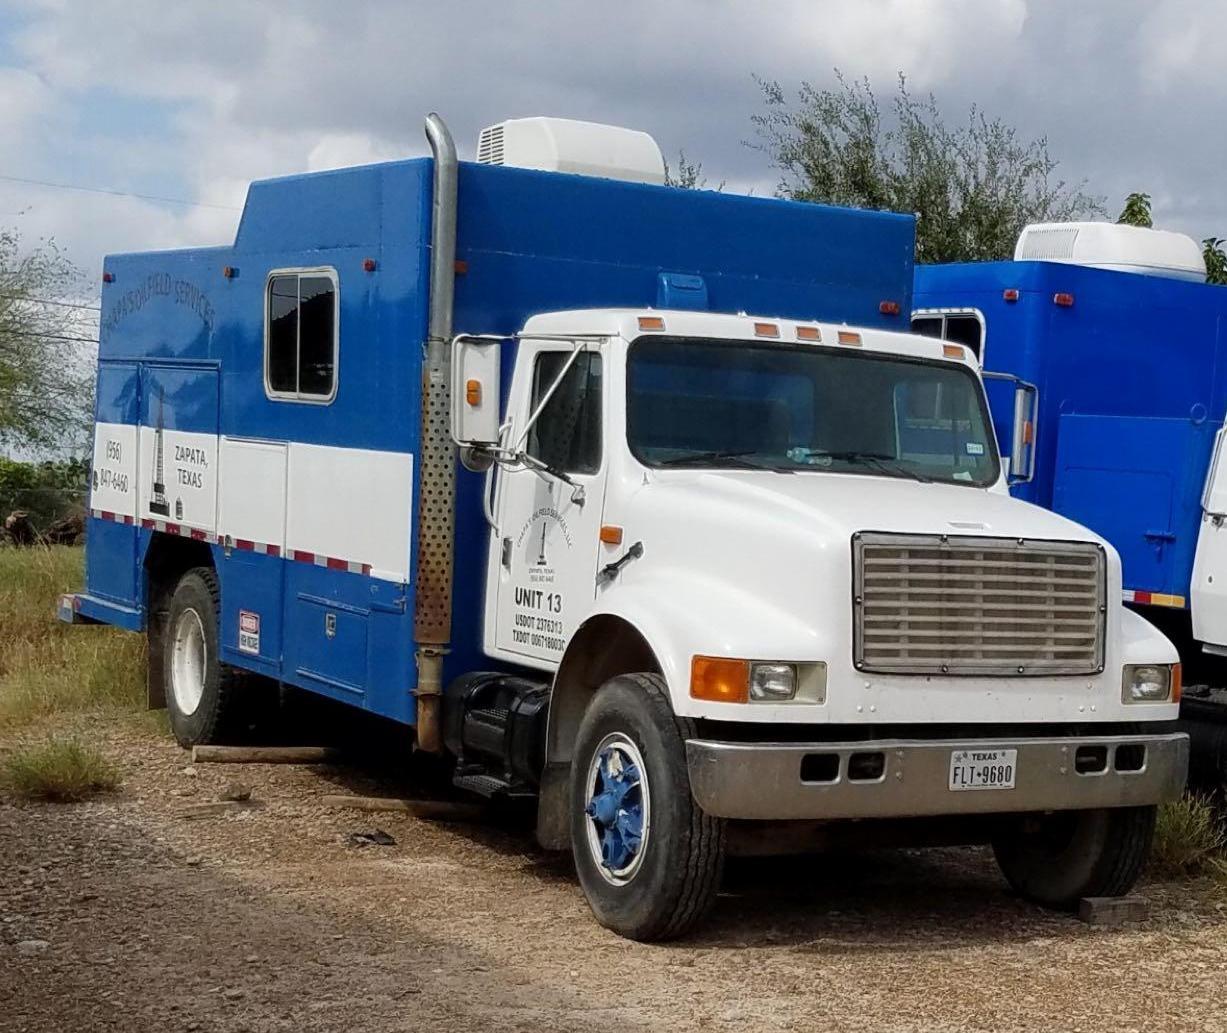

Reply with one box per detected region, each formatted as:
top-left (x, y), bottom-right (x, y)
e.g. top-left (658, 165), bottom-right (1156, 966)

top-left (982, 371), bottom-right (1038, 485)
top-left (1009, 379), bottom-right (1038, 484)
top-left (450, 335), bottom-right (502, 450)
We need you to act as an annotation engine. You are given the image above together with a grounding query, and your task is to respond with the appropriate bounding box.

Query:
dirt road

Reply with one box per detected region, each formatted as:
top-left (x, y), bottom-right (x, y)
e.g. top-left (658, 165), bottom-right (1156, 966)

top-left (2, 724), bottom-right (1225, 1033)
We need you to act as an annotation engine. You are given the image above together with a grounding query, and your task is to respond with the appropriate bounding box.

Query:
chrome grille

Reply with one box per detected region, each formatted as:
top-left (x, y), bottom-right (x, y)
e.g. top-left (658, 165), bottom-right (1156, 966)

top-left (853, 533), bottom-right (1105, 676)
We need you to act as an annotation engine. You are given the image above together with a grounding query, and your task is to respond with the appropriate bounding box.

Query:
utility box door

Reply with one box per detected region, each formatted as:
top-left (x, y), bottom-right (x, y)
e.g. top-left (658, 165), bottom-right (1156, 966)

top-left (1052, 414), bottom-right (1185, 594)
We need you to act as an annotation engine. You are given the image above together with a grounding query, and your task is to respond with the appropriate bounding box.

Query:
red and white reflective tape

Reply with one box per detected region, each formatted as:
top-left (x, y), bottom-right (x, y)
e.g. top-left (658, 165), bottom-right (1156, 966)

top-left (1122, 588), bottom-right (1186, 608)
top-left (89, 509), bottom-right (370, 576)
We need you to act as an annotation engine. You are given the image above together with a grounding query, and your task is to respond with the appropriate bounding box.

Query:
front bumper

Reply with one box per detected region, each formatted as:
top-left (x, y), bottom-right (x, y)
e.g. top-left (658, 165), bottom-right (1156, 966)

top-left (686, 732), bottom-right (1189, 821)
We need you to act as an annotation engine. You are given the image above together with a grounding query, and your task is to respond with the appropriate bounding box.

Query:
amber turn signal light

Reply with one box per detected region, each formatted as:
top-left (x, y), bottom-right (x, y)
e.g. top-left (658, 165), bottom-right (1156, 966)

top-left (690, 656), bottom-right (750, 704)
top-left (465, 379), bottom-right (482, 406)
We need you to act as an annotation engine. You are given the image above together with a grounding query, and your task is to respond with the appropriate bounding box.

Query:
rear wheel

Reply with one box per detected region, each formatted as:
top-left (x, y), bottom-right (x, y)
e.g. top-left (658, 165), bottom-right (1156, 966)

top-left (992, 806), bottom-right (1156, 908)
top-left (570, 673), bottom-right (725, 941)
top-left (163, 567), bottom-right (241, 748)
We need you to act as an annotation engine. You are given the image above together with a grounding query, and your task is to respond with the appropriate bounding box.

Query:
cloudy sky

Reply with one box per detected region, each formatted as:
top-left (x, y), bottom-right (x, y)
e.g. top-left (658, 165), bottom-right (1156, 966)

top-left (1, 0), bottom-right (1224, 297)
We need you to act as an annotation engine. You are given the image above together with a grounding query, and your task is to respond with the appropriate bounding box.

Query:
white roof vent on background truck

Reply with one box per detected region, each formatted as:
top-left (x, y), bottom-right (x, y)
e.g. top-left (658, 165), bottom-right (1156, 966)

top-left (475, 117), bottom-right (666, 185)
top-left (1014, 221), bottom-right (1206, 282)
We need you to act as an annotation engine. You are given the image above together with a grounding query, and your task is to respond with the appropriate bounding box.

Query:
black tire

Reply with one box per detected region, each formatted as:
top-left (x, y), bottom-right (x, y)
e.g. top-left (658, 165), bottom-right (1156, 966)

top-left (569, 673), bottom-right (725, 941)
top-left (992, 805), bottom-right (1157, 908)
top-left (162, 567), bottom-right (241, 748)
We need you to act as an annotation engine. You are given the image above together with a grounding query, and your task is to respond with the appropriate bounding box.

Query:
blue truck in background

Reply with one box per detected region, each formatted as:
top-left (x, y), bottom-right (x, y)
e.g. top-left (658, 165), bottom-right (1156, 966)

top-left (915, 222), bottom-right (1227, 777)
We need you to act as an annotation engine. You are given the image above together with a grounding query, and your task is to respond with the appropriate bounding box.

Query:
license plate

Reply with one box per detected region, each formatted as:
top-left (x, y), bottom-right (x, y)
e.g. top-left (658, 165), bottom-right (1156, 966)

top-left (948, 748), bottom-right (1017, 791)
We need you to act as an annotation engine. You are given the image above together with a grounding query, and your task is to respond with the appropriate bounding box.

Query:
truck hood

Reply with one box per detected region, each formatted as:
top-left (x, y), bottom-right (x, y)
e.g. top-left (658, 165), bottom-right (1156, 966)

top-left (643, 469), bottom-right (1104, 546)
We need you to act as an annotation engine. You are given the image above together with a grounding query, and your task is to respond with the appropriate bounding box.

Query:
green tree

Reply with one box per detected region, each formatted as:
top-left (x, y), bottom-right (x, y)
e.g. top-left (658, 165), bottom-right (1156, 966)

top-left (751, 71), bottom-right (1104, 263)
top-left (0, 227), bottom-right (93, 455)
top-left (1203, 238), bottom-right (1227, 286)
top-left (663, 150), bottom-right (723, 191)
top-left (1117, 192), bottom-right (1153, 227)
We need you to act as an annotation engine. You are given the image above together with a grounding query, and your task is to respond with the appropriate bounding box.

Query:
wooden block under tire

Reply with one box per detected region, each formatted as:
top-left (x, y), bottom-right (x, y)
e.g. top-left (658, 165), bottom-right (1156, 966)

top-left (1078, 896), bottom-right (1148, 926)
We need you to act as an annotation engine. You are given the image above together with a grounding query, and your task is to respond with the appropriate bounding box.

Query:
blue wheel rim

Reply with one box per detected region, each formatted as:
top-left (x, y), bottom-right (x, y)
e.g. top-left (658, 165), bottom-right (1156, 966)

top-left (583, 734), bottom-right (651, 884)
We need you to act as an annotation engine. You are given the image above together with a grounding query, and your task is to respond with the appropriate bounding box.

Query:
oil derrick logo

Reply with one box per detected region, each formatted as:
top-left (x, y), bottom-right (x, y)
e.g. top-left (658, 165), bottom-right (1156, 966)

top-left (149, 389), bottom-right (170, 516)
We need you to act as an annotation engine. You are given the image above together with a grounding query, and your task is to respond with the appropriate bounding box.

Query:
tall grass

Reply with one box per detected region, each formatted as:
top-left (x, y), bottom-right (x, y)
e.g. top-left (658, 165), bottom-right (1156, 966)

top-left (1153, 793), bottom-right (1227, 880)
top-left (2, 737), bottom-right (120, 801)
top-left (0, 546), bottom-right (145, 732)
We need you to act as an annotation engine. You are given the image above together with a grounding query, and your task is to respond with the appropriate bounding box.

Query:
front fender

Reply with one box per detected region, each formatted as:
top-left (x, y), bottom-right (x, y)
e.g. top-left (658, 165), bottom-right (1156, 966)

top-left (584, 567), bottom-right (828, 720)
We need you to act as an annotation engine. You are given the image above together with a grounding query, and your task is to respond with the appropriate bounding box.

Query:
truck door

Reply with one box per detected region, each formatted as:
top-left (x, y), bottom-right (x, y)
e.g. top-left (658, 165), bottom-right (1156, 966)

top-left (1193, 427), bottom-right (1227, 646)
top-left (493, 341), bottom-right (607, 666)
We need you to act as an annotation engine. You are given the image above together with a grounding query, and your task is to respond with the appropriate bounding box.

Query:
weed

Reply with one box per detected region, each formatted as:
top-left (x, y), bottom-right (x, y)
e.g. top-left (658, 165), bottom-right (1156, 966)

top-left (2, 737), bottom-right (120, 802)
top-left (1152, 792), bottom-right (1227, 879)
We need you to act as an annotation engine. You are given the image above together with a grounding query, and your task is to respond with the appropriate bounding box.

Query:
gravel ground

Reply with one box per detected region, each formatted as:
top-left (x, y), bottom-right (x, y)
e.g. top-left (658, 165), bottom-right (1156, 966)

top-left (2, 722), bottom-right (1225, 1033)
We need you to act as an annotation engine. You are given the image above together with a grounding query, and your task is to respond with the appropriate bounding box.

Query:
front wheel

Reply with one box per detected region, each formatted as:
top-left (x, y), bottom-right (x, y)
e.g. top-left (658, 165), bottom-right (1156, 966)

top-left (992, 805), bottom-right (1157, 908)
top-left (570, 673), bottom-right (725, 941)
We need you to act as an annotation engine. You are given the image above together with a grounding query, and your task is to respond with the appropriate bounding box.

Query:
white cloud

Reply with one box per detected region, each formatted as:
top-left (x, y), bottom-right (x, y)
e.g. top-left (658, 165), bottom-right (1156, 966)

top-left (3, 0), bottom-right (1227, 277)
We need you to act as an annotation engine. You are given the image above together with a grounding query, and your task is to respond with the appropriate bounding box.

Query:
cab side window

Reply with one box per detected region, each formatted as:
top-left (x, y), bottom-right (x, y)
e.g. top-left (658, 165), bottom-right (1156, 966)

top-left (527, 350), bottom-right (602, 474)
top-left (266, 270), bottom-right (338, 401)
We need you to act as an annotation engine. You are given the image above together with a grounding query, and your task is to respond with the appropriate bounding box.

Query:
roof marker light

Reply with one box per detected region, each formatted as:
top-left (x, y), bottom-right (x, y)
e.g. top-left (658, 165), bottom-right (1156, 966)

top-left (222, 266), bottom-right (238, 279)
top-left (102, 272), bottom-right (115, 284)
top-left (796, 325), bottom-right (821, 342)
top-left (879, 300), bottom-right (901, 315)
top-left (1003, 288), bottom-right (1020, 302)
top-left (363, 257), bottom-right (377, 272)
top-left (943, 343), bottom-right (966, 360)
top-left (638, 315), bottom-right (665, 332)
top-left (1053, 292), bottom-right (1075, 307)
top-left (454, 259), bottom-right (469, 275)
top-left (837, 330), bottom-right (862, 347)
top-left (754, 321), bottom-right (780, 338)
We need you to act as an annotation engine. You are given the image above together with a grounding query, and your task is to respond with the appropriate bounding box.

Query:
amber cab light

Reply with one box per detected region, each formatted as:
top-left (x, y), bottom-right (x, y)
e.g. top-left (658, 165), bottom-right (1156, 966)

top-left (943, 343), bottom-right (966, 360)
top-left (638, 315), bottom-right (666, 332)
top-left (837, 330), bottom-right (862, 347)
top-left (754, 321), bottom-right (780, 338)
top-left (599, 525), bottom-right (624, 546)
top-left (1172, 663), bottom-right (1182, 703)
top-left (796, 325), bottom-right (821, 341)
top-left (690, 656), bottom-right (750, 704)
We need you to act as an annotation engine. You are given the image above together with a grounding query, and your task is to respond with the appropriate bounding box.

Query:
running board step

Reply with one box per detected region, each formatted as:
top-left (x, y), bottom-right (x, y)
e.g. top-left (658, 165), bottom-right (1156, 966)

top-left (452, 773), bottom-right (513, 798)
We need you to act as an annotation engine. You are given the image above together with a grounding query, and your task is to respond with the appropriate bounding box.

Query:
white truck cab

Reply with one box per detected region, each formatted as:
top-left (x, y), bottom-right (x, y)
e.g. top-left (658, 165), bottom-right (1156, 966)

top-left (453, 306), bottom-right (1187, 938)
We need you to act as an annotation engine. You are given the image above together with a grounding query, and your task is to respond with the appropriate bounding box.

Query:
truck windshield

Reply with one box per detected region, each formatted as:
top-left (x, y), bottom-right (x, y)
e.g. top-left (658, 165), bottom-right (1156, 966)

top-left (626, 336), bottom-right (999, 487)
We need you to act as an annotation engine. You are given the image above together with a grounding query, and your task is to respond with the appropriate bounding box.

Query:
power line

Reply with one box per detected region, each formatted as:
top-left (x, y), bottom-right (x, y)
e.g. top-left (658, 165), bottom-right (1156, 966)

top-left (0, 172), bottom-right (241, 212)
top-left (3, 329), bottom-right (100, 345)
top-left (0, 293), bottom-right (101, 312)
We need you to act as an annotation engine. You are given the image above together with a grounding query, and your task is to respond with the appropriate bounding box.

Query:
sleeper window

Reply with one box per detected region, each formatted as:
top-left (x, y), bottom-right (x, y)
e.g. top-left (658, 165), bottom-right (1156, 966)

top-left (527, 350), bottom-right (602, 474)
top-left (911, 310), bottom-right (984, 360)
top-left (265, 271), bottom-right (338, 401)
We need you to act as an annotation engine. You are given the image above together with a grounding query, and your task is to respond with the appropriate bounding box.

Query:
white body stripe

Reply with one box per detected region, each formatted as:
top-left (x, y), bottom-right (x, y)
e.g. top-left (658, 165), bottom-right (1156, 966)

top-left (89, 422), bottom-right (138, 519)
top-left (91, 421), bottom-right (413, 583)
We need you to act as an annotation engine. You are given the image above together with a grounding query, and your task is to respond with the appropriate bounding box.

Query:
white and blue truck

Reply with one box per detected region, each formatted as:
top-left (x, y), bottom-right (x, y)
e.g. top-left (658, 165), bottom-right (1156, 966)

top-left (63, 116), bottom-right (1188, 940)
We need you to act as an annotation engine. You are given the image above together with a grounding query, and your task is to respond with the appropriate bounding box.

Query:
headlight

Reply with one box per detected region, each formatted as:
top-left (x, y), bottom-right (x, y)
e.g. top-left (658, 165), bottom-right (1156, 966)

top-left (750, 662), bottom-right (797, 701)
top-left (690, 658), bottom-right (825, 703)
top-left (1121, 663), bottom-right (1180, 704)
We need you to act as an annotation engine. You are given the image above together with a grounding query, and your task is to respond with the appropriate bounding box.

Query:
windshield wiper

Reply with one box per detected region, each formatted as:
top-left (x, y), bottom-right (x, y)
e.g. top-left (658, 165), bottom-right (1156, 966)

top-left (788, 448), bottom-right (932, 484)
top-left (656, 449), bottom-right (777, 470)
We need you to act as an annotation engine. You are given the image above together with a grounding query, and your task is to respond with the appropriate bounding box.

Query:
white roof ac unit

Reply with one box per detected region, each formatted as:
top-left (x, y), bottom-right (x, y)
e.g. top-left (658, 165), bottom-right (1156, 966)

top-left (476, 117), bottom-right (665, 186)
top-left (1015, 222), bottom-right (1206, 282)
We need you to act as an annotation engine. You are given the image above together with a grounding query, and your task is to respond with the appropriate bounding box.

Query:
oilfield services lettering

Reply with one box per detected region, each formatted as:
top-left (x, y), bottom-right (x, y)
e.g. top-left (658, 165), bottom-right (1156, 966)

top-left (102, 273), bottom-right (216, 334)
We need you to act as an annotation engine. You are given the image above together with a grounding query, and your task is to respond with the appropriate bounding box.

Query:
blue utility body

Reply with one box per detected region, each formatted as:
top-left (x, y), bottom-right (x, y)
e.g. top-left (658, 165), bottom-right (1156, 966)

top-left (77, 157), bottom-right (916, 726)
top-left (914, 260), bottom-right (1227, 606)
